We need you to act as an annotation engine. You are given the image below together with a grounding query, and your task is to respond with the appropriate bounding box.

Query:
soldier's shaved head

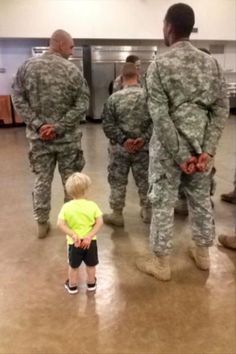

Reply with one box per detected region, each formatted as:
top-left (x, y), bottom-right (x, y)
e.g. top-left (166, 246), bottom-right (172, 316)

top-left (122, 63), bottom-right (138, 80)
top-left (49, 29), bottom-right (74, 59)
top-left (50, 29), bottom-right (71, 44)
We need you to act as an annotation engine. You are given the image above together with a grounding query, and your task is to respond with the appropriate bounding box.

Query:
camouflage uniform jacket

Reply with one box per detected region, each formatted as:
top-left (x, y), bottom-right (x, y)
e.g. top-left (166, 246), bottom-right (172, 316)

top-left (12, 52), bottom-right (89, 142)
top-left (146, 41), bottom-right (229, 164)
top-left (112, 75), bottom-right (123, 93)
top-left (102, 84), bottom-right (153, 148)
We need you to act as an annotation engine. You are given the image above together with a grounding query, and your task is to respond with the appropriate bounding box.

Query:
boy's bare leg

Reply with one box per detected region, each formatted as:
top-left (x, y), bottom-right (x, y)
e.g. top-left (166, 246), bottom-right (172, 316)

top-left (68, 266), bottom-right (79, 286)
top-left (86, 266), bottom-right (96, 284)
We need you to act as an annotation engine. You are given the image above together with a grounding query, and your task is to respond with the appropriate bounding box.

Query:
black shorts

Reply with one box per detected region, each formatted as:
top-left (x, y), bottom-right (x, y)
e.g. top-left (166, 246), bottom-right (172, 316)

top-left (68, 240), bottom-right (99, 268)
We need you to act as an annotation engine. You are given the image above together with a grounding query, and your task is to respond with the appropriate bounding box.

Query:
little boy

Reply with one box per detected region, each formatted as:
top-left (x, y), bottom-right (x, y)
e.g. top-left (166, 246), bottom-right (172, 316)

top-left (57, 172), bottom-right (103, 294)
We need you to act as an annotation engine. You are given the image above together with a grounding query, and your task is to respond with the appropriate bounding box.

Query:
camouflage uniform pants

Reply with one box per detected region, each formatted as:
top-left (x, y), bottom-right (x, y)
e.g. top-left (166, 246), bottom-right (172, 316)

top-left (178, 166), bottom-right (216, 198)
top-left (149, 150), bottom-right (215, 256)
top-left (29, 140), bottom-right (85, 223)
top-left (108, 144), bottom-right (149, 210)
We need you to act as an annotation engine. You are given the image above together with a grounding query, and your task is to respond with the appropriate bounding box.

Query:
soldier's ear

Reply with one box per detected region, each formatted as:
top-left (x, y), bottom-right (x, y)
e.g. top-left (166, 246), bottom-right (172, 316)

top-left (166, 22), bottom-right (173, 36)
top-left (58, 40), bottom-right (64, 52)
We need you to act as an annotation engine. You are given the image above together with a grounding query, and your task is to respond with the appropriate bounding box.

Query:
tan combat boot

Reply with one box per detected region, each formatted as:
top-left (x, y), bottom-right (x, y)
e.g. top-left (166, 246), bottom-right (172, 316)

top-left (103, 210), bottom-right (124, 227)
top-left (136, 255), bottom-right (171, 281)
top-left (140, 207), bottom-right (152, 224)
top-left (37, 221), bottom-right (50, 239)
top-left (174, 198), bottom-right (188, 216)
top-left (189, 245), bottom-right (210, 270)
top-left (218, 234), bottom-right (236, 250)
top-left (221, 190), bottom-right (236, 204)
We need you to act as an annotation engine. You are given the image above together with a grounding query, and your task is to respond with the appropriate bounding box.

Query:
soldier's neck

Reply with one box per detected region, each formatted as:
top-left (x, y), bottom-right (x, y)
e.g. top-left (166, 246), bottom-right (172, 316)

top-left (170, 36), bottom-right (190, 46)
top-left (48, 48), bottom-right (63, 57)
top-left (123, 79), bottom-right (139, 87)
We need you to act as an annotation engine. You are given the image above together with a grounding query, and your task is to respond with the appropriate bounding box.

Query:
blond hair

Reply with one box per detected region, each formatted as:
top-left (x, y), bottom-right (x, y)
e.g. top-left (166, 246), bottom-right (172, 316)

top-left (65, 172), bottom-right (91, 199)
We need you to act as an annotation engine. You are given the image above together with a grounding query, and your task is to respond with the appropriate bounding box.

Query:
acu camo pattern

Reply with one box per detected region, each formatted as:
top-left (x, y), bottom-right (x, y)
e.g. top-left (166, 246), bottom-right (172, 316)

top-left (12, 52), bottom-right (89, 142)
top-left (112, 75), bottom-right (123, 93)
top-left (12, 52), bottom-right (89, 223)
top-left (102, 85), bottom-right (153, 210)
top-left (146, 41), bottom-right (229, 256)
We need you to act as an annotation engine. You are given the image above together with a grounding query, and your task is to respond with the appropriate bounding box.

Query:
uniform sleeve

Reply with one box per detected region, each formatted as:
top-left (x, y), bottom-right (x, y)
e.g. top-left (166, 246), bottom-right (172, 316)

top-left (54, 71), bottom-right (90, 136)
top-left (112, 75), bottom-right (123, 93)
top-left (11, 63), bottom-right (44, 132)
top-left (140, 112), bottom-right (153, 143)
top-left (141, 123), bottom-right (153, 143)
top-left (102, 99), bottom-right (127, 144)
top-left (202, 61), bottom-right (229, 156)
top-left (146, 61), bottom-right (191, 164)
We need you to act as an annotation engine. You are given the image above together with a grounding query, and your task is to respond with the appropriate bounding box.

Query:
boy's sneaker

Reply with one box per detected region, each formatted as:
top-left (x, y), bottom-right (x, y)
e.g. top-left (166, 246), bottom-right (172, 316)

top-left (64, 279), bottom-right (78, 294)
top-left (87, 278), bottom-right (97, 291)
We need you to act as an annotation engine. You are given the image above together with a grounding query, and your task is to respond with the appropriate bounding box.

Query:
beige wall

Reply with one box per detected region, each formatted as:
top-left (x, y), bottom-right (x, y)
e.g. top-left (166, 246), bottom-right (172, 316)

top-left (0, 0), bottom-right (235, 40)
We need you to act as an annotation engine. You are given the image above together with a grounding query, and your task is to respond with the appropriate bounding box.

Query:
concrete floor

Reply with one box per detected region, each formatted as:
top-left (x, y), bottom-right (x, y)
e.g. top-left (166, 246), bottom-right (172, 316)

top-left (0, 117), bottom-right (235, 354)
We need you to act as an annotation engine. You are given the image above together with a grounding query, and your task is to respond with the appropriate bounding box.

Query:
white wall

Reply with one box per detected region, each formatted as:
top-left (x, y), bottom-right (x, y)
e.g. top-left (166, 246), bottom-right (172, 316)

top-left (0, 39), bottom-right (47, 94)
top-left (0, 0), bottom-right (235, 40)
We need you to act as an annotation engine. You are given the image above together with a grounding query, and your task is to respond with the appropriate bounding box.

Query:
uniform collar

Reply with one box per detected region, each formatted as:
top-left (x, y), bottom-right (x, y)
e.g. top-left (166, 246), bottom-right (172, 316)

top-left (43, 51), bottom-right (65, 59)
top-left (123, 84), bottom-right (140, 89)
top-left (171, 40), bottom-right (192, 49)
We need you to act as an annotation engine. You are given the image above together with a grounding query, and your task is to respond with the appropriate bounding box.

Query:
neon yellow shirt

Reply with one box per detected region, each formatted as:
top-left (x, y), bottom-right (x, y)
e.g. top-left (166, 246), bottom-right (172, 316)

top-left (58, 199), bottom-right (102, 245)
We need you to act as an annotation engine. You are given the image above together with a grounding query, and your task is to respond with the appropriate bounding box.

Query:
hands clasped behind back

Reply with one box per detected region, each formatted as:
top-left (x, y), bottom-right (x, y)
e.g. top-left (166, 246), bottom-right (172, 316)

top-left (180, 153), bottom-right (213, 175)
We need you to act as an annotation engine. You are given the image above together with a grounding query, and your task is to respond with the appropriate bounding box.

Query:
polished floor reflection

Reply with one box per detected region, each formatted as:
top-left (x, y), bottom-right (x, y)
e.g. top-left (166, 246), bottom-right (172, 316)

top-left (0, 117), bottom-right (235, 354)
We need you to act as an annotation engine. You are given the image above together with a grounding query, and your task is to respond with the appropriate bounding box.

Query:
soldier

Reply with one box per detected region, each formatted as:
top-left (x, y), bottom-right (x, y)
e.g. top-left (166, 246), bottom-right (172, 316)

top-left (12, 29), bottom-right (89, 238)
top-left (175, 48), bottom-right (216, 216)
top-left (136, 3), bottom-right (229, 280)
top-left (112, 55), bottom-right (142, 93)
top-left (102, 63), bottom-right (152, 226)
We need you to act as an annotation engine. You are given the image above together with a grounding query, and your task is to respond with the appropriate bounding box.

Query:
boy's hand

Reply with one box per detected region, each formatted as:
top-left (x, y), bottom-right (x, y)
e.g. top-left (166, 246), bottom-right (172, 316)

top-left (71, 233), bottom-right (81, 248)
top-left (80, 237), bottom-right (92, 249)
top-left (74, 239), bottom-right (81, 248)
